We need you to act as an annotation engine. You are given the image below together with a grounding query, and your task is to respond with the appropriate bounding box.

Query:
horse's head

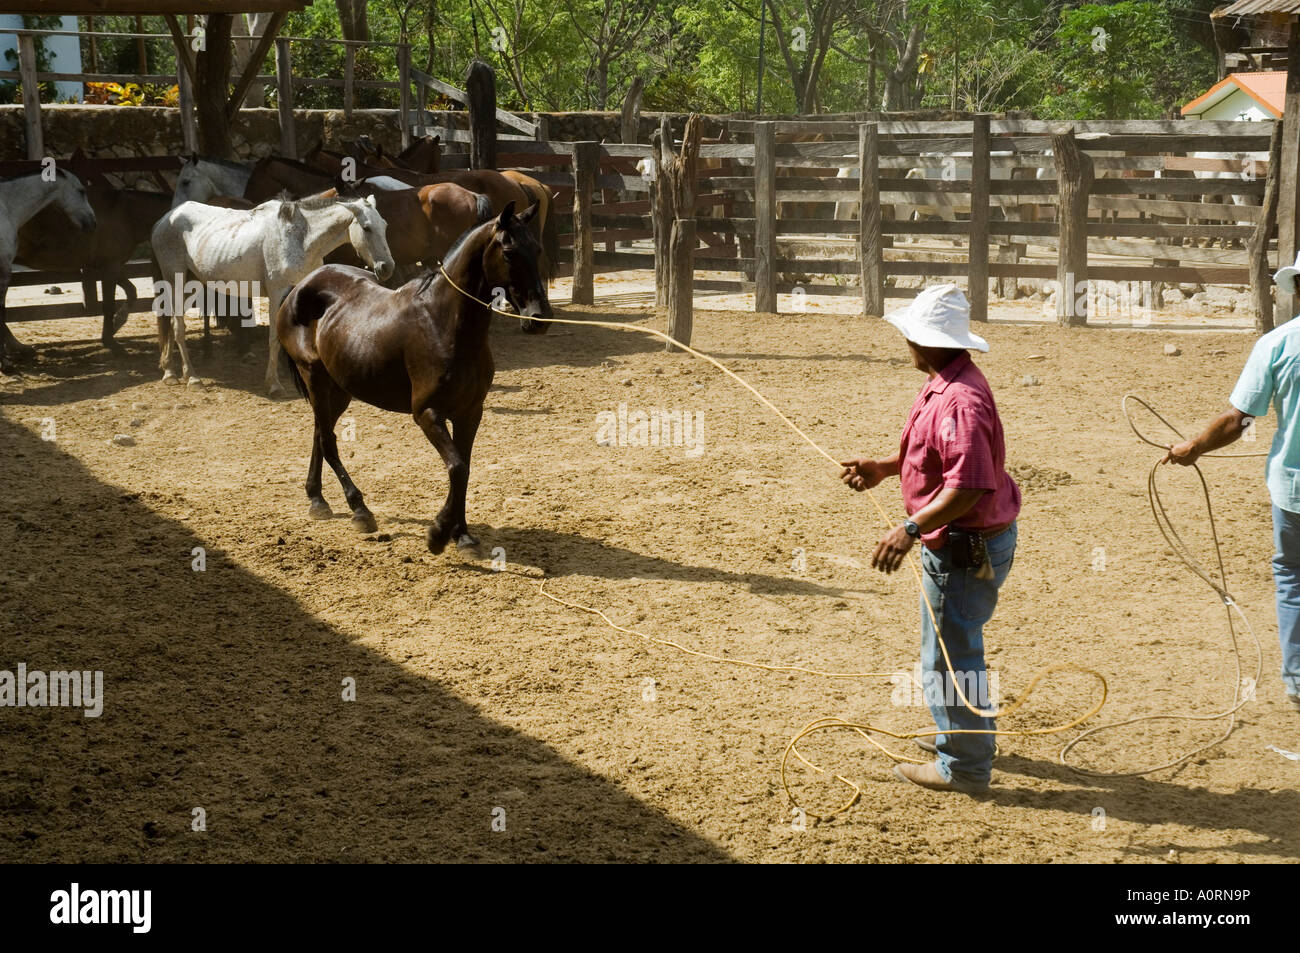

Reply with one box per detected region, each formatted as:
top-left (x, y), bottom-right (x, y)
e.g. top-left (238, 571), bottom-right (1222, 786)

top-left (51, 170), bottom-right (96, 233)
top-left (344, 195), bottom-right (395, 282)
top-left (173, 156), bottom-right (216, 207)
top-left (484, 201), bottom-right (552, 333)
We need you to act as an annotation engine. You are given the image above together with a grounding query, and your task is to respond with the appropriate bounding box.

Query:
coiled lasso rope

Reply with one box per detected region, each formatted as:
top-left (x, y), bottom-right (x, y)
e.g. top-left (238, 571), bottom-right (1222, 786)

top-left (438, 264), bottom-right (1257, 814)
top-left (1055, 396), bottom-right (1265, 777)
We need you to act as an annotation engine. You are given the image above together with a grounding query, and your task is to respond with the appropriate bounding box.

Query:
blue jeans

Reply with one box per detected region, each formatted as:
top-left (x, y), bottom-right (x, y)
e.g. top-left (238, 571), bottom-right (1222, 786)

top-left (918, 522), bottom-right (1018, 790)
top-left (1270, 506), bottom-right (1300, 698)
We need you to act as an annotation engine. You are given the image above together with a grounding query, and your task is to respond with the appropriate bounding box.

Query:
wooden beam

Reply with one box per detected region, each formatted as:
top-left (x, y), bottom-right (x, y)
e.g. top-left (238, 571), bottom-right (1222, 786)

top-left (163, 14), bottom-right (196, 85)
top-left (1250, 122), bottom-right (1282, 335)
top-left (274, 36), bottom-right (296, 158)
top-left (1052, 126), bottom-right (1093, 327)
top-left (16, 34), bottom-right (43, 160)
top-left (570, 141), bottom-right (600, 306)
top-left (858, 122), bottom-right (883, 318)
top-left (968, 113), bottom-right (991, 322)
top-left (1278, 20), bottom-right (1300, 324)
top-left (753, 122), bottom-right (777, 314)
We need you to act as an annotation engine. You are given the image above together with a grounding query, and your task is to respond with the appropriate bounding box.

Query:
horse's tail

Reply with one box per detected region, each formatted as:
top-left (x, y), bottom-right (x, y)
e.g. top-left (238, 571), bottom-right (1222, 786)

top-left (474, 192), bottom-right (494, 224)
top-left (281, 347), bottom-right (308, 401)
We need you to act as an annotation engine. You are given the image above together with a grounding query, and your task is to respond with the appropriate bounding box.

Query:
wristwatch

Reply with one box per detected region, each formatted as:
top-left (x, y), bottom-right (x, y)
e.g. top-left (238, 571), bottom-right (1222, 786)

top-left (903, 520), bottom-right (921, 539)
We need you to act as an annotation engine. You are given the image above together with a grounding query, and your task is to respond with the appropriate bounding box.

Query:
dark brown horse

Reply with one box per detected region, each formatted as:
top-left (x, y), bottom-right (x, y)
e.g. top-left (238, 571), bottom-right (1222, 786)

top-left (276, 201), bottom-right (551, 554)
top-left (15, 182), bottom-right (170, 353)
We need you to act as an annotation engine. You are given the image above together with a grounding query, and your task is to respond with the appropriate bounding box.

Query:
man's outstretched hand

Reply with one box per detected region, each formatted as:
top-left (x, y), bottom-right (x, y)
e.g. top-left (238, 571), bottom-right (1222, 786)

top-left (840, 458), bottom-right (888, 491)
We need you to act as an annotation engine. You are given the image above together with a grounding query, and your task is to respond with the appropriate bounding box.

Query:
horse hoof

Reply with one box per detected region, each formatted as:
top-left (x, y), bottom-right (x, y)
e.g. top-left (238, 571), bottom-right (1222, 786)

top-left (267, 385), bottom-right (285, 399)
top-left (426, 525), bottom-right (451, 555)
top-left (161, 373), bottom-right (180, 385)
top-left (455, 533), bottom-right (481, 551)
top-left (185, 376), bottom-right (205, 389)
top-left (352, 512), bottom-right (378, 533)
top-left (308, 501), bottom-right (333, 520)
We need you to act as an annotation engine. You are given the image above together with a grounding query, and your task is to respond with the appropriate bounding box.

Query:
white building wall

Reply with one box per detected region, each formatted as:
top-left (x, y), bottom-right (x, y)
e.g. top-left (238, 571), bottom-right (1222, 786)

top-left (0, 15), bottom-right (84, 103)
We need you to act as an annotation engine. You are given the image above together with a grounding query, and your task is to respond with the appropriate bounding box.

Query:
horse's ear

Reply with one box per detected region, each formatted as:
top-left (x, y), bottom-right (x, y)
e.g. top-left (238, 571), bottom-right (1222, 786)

top-left (517, 201), bottom-right (539, 225)
top-left (496, 201), bottom-right (517, 230)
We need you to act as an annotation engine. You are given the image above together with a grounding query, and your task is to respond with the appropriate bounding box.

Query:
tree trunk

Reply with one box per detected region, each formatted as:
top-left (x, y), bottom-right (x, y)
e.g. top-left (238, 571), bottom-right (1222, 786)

top-left (335, 0), bottom-right (370, 42)
top-left (195, 13), bottom-right (235, 158)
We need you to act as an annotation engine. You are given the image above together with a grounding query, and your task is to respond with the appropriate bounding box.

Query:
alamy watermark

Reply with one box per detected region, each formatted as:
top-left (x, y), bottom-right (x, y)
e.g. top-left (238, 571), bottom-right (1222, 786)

top-left (0, 664), bottom-right (103, 717)
top-left (153, 274), bottom-right (260, 326)
top-left (595, 402), bottom-right (705, 458)
top-left (890, 663), bottom-right (999, 709)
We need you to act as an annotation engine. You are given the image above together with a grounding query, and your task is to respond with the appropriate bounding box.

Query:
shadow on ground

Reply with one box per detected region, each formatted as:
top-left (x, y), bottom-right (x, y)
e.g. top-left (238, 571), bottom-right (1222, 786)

top-left (0, 413), bottom-right (732, 862)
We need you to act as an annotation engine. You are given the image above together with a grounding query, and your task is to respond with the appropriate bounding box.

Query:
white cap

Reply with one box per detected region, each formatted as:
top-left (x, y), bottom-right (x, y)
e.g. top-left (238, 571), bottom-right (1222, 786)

top-left (1275, 251), bottom-right (1300, 295)
top-left (883, 283), bottom-right (989, 352)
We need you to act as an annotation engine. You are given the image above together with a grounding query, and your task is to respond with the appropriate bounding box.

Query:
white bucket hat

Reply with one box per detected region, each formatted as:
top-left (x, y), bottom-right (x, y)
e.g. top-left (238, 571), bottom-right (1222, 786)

top-left (883, 283), bottom-right (989, 352)
top-left (1275, 251), bottom-right (1300, 295)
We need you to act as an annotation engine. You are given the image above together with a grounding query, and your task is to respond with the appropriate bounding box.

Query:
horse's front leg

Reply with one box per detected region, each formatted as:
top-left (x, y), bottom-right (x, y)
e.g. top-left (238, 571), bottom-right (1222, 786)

top-left (414, 406), bottom-right (468, 555)
top-left (0, 269), bottom-right (11, 375)
top-left (448, 406), bottom-right (483, 549)
top-left (264, 287), bottom-right (289, 398)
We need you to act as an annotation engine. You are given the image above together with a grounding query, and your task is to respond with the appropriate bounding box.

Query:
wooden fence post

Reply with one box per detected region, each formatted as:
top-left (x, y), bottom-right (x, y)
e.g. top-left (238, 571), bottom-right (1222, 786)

top-left (1250, 122), bottom-right (1283, 335)
top-left (968, 113), bottom-right (991, 322)
top-left (414, 76), bottom-right (427, 137)
top-left (177, 59), bottom-right (198, 154)
top-left (858, 121), bottom-right (883, 317)
top-left (1277, 26), bottom-right (1300, 325)
top-left (1052, 126), bottom-right (1092, 327)
top-left (17, 34), bottom-right (43, 161)
top-left (571, 141), bottom-right (599, 306)
top-left (754, 121), bottom-right (777, 314)
top-left (343, 44), bottom-right (355, 119)
top-left (466, 59), bottom-right (496, 171)
top-left (665, 114), bottom-right (701, 350)
top-left (274, 37), bottom-right (296, 159)
top-left (651, 117), bottom-right (673, 310)
top-left (397, 43), bottom-right (412, 151)
top-left (998, 167), bottom-right (1033, 300)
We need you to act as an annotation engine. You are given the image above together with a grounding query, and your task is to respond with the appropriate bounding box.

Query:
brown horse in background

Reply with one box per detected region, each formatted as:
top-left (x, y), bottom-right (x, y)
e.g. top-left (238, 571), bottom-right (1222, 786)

top-left (276, 152), bottom-right (556, 279)
top-left (16, 183), bottom-right (171, 353)
top-left (324, 179), bottom-right (494, 277)
top-left (276, 202), bottom-right (551, 553)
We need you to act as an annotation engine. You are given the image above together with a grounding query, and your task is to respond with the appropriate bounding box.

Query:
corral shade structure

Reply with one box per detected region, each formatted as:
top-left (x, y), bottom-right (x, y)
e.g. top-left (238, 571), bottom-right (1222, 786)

top-left (1219, 0), bottom-right (1300, 13)
top-left (0, 1), bottom-right (307, 10)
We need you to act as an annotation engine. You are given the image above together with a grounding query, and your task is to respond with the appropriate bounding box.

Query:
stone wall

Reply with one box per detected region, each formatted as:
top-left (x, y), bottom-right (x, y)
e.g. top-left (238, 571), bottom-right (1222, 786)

top-left (0, 105), bottom-right (406, 162)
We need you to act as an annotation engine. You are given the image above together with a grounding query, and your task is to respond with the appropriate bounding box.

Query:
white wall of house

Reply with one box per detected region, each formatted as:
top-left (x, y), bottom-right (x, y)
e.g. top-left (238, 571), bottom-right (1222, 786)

top-left (0, 15), bottom-right (84, 102)
top-left (1187, 88), bottom-right (1275, 122)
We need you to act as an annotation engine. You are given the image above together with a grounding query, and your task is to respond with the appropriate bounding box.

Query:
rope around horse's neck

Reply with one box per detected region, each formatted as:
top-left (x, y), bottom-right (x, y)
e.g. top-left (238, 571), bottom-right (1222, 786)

top-left (437, 263), bottom-right (1259, 815)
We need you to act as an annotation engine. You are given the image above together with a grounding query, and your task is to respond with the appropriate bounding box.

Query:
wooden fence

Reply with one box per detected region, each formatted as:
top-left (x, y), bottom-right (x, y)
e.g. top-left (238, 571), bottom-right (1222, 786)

top-left (434, 117), bottom-right (1280, 333)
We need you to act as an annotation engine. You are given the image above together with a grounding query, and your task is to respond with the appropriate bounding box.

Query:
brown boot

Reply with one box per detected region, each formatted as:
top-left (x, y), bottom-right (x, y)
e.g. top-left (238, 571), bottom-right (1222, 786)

top-left (894, 761), bottom-right (989, 794)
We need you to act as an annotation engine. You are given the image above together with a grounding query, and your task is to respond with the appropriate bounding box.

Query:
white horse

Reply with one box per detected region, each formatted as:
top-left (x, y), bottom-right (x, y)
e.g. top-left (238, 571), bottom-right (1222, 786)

top-left (171, 155), bottom-right (254, 207)
top-left (151, 193), bottom-right (394, 395)
top-left (0, 169), bottom-right (97, 373)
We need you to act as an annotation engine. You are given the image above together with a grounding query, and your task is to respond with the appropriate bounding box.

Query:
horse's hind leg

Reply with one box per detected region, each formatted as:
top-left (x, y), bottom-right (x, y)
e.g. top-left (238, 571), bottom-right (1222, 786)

top-left (312, 378), bottom-right (375, 532)
top-left (414, 406), bottom-right (470, 554)
top-left (100, 276), bottom-right (125, 355)
top-left (305, 427), bottom-right (331, 520)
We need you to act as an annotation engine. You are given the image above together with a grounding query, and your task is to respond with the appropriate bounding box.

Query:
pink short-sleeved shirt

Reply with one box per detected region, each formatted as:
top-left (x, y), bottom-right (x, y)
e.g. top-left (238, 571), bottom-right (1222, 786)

top-left (899, 351), bottom-right (1021, 549)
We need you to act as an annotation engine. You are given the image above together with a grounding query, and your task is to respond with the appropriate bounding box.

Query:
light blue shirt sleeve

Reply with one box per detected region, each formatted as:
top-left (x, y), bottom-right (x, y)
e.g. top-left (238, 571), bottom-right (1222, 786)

top-left (1229, 336), bottom-right (1276, 419)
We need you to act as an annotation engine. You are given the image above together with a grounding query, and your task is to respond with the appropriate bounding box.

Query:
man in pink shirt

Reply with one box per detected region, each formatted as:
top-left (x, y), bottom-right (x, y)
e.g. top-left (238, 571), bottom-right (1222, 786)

top-left (841, 284), bottom-right (1021, 793)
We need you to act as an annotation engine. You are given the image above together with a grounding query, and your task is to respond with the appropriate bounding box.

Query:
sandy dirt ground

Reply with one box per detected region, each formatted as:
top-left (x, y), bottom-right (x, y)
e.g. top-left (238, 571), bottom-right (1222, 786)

top-left (1, 277), bottom-right (1297, 863)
